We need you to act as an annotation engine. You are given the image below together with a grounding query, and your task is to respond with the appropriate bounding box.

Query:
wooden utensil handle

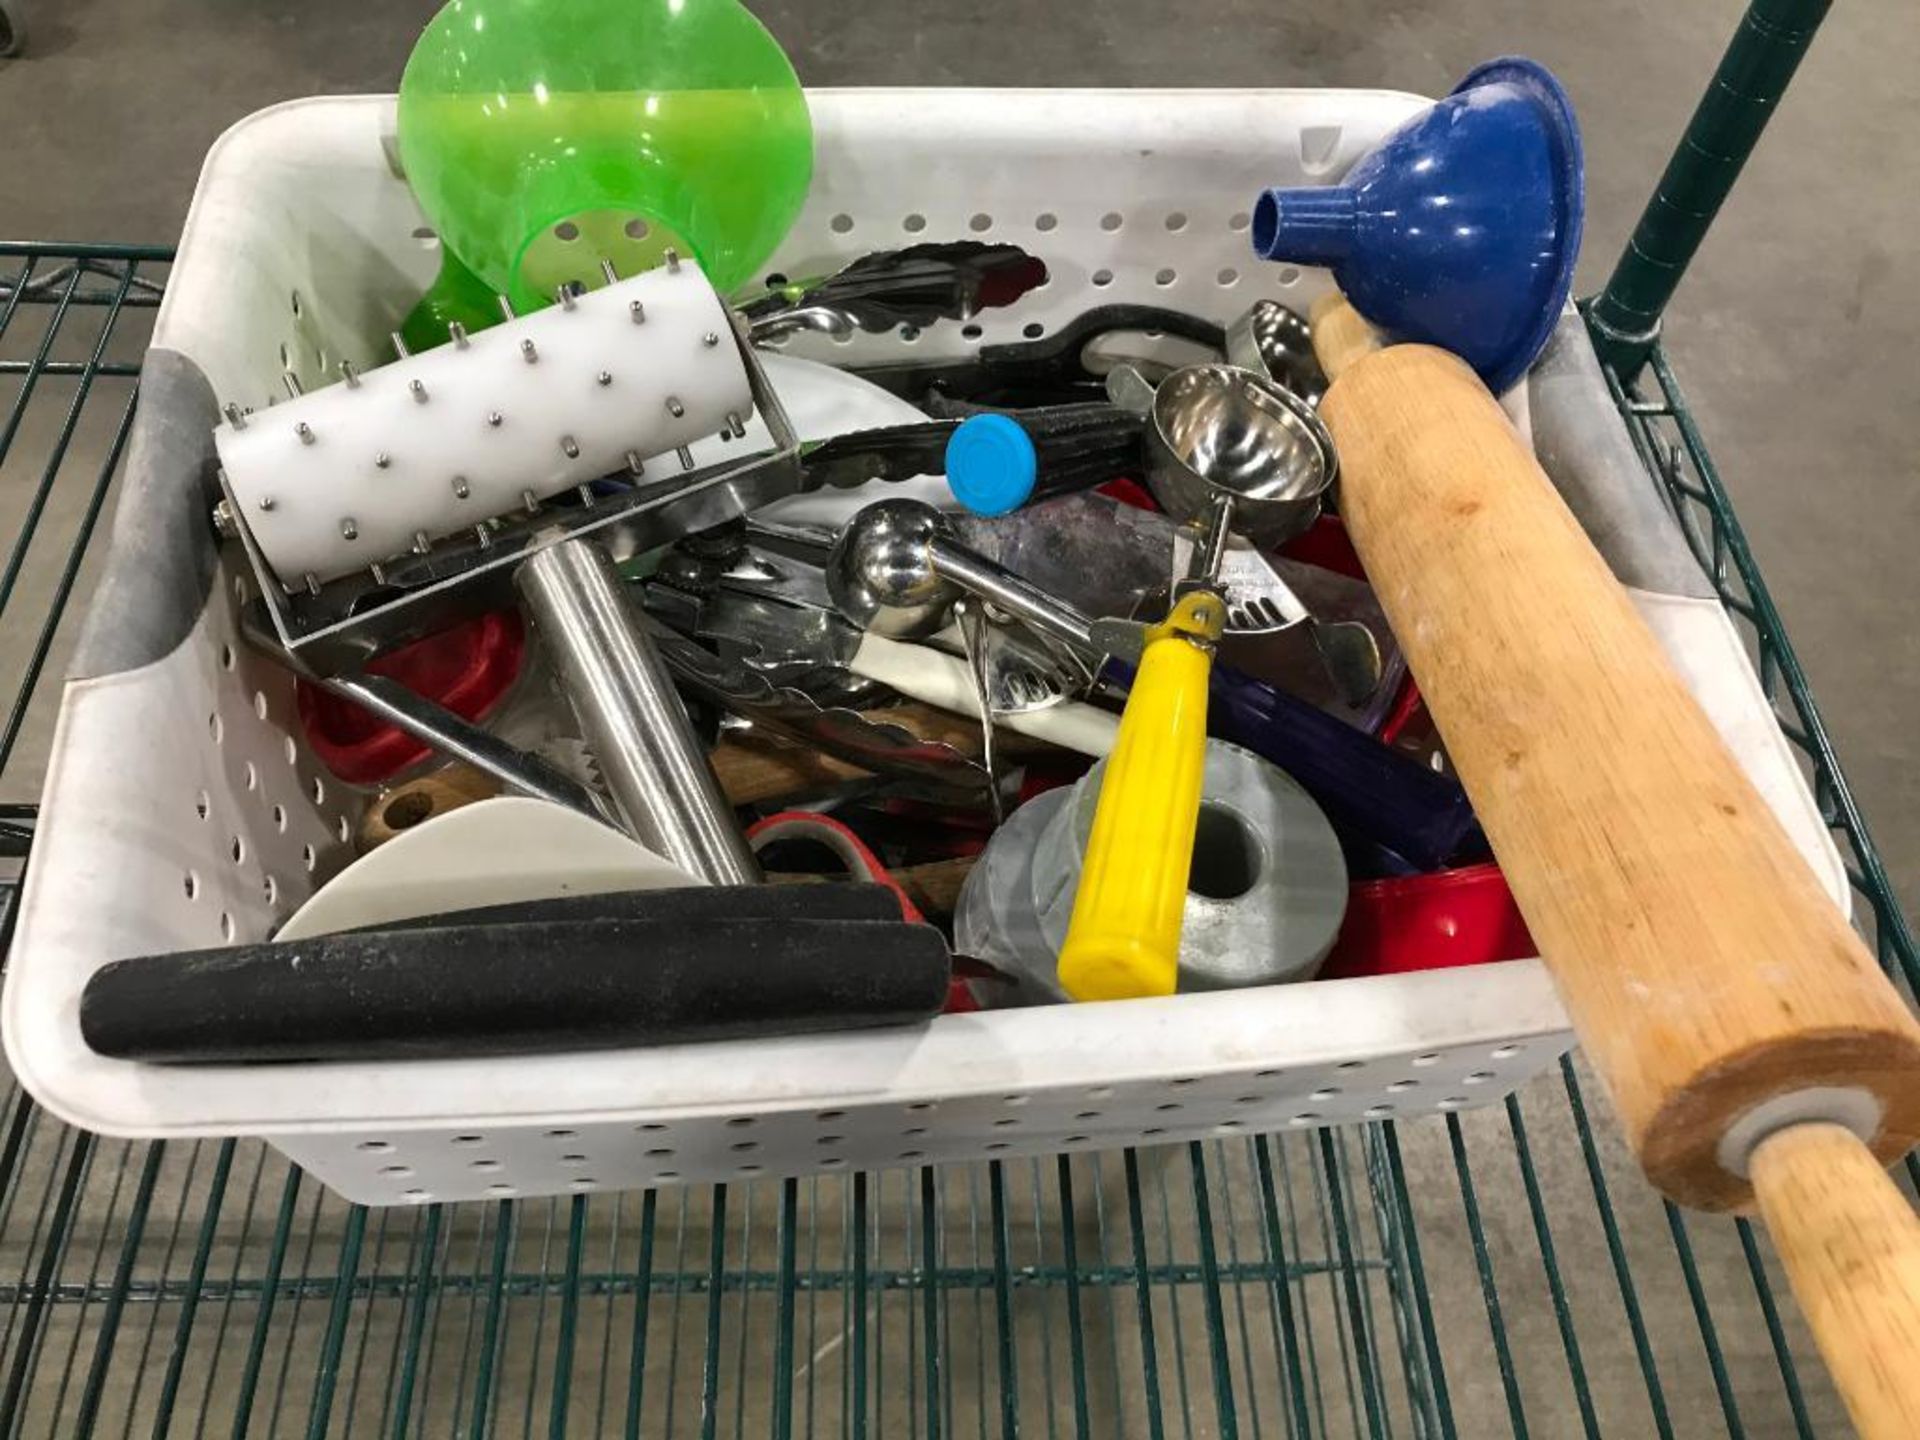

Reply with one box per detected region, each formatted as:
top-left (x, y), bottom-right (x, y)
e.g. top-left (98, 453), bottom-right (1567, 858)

top-left (357, 766), bottom-right (501, 852)
top-left (1316, 331), bottom-right (1920, 1211)
top-left (708, 736), bottom-right (873, 807)
top-left (1750, 1124), bottom-right (1920, 1440)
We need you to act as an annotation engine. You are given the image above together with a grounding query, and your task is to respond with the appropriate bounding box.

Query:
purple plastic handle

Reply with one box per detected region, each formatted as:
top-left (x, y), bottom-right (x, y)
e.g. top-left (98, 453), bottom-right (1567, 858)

top-left (1102, 658), bottom-right (1480, 871)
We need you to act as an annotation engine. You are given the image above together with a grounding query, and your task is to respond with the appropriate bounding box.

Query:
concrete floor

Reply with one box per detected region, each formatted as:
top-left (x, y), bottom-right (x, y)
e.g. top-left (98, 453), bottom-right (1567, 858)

top-left (1, 0), bottom-right (1916, 1435)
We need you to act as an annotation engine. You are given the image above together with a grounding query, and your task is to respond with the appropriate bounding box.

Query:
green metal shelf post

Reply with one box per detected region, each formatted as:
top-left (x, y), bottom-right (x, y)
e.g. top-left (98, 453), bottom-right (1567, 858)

top-left (1589, 0), bottom-right (1833, 375)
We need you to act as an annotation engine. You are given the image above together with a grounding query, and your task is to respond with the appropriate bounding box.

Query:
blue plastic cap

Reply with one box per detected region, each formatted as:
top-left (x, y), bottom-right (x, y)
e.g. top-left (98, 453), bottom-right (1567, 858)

top-left (945, 413), bottom-right (1040, 517)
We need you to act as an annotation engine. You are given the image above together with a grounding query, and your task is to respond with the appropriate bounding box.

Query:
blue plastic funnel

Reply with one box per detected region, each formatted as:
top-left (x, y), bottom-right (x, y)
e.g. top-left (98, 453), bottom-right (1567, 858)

top-left (1251, 57), bottom-right (1584, 393)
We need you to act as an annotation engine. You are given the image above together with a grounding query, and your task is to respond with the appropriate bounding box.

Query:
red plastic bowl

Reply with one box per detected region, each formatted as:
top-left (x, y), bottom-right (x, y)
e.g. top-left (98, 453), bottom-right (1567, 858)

top-left (297, 611), bottom-right (527, 786)
top-left (1319, 863), bottom-right (1536, 980)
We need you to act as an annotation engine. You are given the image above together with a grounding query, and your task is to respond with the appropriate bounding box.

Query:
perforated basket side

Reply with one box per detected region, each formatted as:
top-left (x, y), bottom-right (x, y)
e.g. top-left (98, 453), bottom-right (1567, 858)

top-left (761, 87), bottom-right (1430, 366)
top-left (269, 998), bottom-right (1575, 1208)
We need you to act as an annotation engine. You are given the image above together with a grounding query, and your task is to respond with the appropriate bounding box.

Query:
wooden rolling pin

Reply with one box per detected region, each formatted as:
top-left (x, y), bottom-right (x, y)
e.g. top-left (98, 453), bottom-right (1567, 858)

top-left (1310, 294), bottom-right (1920, 1437)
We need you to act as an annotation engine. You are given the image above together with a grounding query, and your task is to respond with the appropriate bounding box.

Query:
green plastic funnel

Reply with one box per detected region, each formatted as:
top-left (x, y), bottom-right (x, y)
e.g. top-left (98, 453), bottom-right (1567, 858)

top-left (397, 0), bottom-right (813, 313)
top-left (395, 248), bottom-right (504, 357)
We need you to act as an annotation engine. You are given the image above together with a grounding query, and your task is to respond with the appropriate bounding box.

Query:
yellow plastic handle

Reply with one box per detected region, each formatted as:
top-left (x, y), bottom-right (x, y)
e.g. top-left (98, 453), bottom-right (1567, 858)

top-left (1056, 592), bottom-right (1222, 1002)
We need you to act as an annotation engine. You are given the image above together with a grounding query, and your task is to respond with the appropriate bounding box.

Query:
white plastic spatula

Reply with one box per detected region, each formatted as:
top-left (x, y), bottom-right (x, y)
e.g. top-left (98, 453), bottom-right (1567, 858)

top-left (278, 796), bottom-right (697, 941)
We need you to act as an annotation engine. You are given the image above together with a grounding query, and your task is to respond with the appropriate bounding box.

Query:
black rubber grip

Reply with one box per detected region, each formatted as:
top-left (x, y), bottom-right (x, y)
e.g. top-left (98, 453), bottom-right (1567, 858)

top-left (81, 912), bottom-right (952, 1064)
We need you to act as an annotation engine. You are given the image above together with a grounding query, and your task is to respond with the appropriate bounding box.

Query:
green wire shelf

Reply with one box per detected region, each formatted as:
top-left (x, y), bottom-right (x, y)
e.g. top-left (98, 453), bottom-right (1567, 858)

top-left (0, 241), bottom-right (1913, 1437)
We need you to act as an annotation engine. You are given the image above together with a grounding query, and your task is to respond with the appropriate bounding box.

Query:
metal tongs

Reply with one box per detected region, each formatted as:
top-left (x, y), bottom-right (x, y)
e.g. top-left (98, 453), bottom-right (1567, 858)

top-left (740, 241), bottom-right (1051, 343)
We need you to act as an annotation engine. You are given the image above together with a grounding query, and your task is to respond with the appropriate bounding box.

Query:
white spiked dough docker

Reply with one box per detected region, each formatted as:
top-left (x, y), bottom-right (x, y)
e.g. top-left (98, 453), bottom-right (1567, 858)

top-left (215, 258), bottom-right (751, 586)
top-left (215, 255), bottom-right (769, 886)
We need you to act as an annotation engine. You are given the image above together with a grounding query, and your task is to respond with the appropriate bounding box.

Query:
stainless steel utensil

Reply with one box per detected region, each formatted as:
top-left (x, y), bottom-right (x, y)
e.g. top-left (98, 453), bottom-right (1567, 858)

top-left (740, 241), bottom-right (1050, 343)
top-left (690, 585), bottom-right (1069, 709)
top-left (1167, 530), bottom-right (1384, 708)
top-left (1106, 359), bottom-right (1376, 703)
top-left (1307, 621), bottom-right (1383, 709)
top-left (954, 600), bottom-right (1010, 823)
top-left (1225, 299), bottom-right (1328, 406)
top-left (641, 618), bottom-right (985, 790)
top-left (1105, 361), bottom-right (1335, 549)
top-left (968, 618), bottom-right (1081, 714)
top-left (826, 498), bottom-right (1102, 669)
top-left (660, 516), bottom-right (1085, 717)
top-left (517, 542), bottom-right (761, 886)
top-left (684, 589), bottom-right (1116, 754)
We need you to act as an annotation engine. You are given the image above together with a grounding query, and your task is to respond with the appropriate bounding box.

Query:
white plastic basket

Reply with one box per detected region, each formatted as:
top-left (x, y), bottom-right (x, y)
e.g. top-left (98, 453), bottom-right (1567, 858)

top-left (3, 89), bottom-right (1850, 1206)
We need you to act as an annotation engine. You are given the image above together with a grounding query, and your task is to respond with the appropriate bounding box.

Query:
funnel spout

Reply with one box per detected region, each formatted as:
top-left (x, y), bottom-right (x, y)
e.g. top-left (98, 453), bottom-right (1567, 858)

top-left (1252, 187), bottom-right (1357, 266)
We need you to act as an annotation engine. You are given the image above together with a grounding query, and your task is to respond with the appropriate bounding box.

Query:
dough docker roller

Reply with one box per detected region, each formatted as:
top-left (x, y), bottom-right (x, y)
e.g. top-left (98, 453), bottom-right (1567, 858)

top-left (216, 253), bottom-right (806, 674)
top-left (216, 256), bottom-right (753, 586)
top-left (214, 255), bottom-right (771, 884)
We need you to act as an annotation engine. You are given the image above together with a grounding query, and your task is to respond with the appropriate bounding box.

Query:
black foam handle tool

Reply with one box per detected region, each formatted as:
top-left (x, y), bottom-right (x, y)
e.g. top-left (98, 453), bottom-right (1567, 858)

top-left (854, 305), bottom-right (1230, 404)
top-left (363, 883), bottom-right (906, 934)
top-left (801, 406), bottom-right (1142, 494)
top-left (82, 912), bottom-right (952, 1064)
